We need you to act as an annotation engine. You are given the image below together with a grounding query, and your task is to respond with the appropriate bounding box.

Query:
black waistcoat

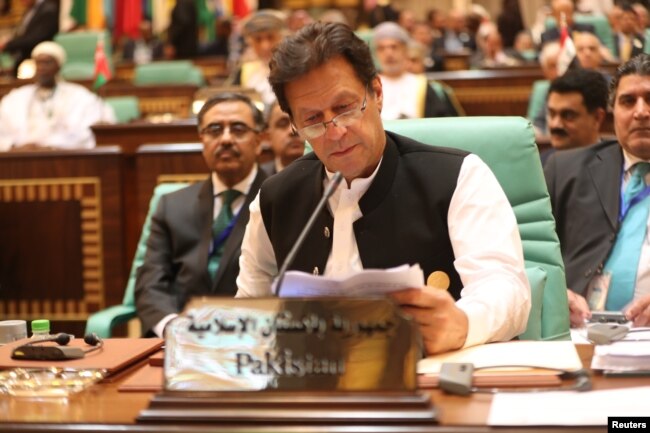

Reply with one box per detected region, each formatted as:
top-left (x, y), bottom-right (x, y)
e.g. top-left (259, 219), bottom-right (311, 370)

top-left (259, 131), bottom-right (468, 300)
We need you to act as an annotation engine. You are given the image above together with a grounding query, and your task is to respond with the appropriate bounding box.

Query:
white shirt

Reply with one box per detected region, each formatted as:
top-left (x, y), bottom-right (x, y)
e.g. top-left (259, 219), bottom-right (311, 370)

top-left (237, 154), bottom-right (531, 349)
top-left (152, 166), bottom-right (258, 338)
top-left (0, 81), bottom-right (116, 151)
top-left (622, 151), bottom-right (650, 300)
top-left (379, 73), bottom-right (421, 120)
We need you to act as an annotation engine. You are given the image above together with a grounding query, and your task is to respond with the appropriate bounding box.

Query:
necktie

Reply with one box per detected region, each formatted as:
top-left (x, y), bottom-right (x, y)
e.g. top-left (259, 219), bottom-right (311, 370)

top-left (605, 163), bottom-right (650, 310)
top-left (621, 35), bottom-right (632, 62)
top-left (207, 189), bottom-right (241, 280)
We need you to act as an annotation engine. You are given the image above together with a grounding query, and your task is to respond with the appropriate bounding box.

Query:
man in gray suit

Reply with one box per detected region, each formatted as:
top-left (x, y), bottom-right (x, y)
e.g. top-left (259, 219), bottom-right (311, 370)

top-left (545, 54), bottom-right (650, 328)
top-left (135, 93), bottom-right (267, 337)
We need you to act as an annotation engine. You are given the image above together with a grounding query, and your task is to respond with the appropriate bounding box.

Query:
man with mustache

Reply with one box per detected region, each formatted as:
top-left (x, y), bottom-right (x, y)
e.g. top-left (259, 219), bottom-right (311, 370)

top-left (541, 68), bottom-right (609, 164)
top-left (135, 93), bottom-right (267, 337)
top-left (545, 54), bottom-right (650, 328)
top-left (260, 102), bottom-right (306, 176)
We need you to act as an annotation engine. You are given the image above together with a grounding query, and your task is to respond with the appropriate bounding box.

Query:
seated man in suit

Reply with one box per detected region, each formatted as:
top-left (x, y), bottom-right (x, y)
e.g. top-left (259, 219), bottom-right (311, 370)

top-left (135, 92), bottom-right (268, 337)
top-left (237, 22), bottom-right (531, 355)
top-left (0, 41), bottom-right (115, 151)
top-left (0, 0), bottom-right (58, 77)
top-left (613, 3), bottom-right (645, 62)
top-left (260, 101), bottom-right (305, 176)
top-left (539, 68), bottom-right (609, 164)
top-left (545, 54), bottom-right (650, 327)
top-left (373, 22), bottom-right (460, 120)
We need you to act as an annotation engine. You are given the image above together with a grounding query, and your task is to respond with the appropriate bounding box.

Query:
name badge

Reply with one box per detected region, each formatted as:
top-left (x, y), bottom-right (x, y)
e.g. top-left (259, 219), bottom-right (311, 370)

top-left (164, 297), bottom-right (421, 392)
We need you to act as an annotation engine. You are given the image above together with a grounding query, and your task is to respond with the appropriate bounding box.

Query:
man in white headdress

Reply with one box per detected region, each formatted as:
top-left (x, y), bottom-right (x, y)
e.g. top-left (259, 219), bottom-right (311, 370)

top-left (0, 41), bottom-right (115, 151)
top-left (373, 22), bottom-right (461, 120)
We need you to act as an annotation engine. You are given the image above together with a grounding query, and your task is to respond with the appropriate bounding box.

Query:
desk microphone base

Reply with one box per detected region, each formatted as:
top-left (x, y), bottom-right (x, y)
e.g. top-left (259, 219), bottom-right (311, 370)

top-left (137, 390), bottom-right (438, 425)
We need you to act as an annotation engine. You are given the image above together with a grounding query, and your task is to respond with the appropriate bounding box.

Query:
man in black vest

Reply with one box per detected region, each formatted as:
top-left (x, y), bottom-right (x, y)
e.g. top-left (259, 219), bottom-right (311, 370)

top-left (236, 22), bottom-right (531, 355)
top-left (135, 93), bottom-right (267, 337)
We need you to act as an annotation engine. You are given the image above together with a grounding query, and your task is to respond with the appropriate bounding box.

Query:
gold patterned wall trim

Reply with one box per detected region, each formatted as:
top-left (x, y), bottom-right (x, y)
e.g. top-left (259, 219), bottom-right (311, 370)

top-left (452, 86), bottom-right (531, 103)
top-left (157, 174), bottom-right (207, 184)
top-left (140, 96), bottom-right (191, 118)
top-left (0, 177), bottom-right (104, 321)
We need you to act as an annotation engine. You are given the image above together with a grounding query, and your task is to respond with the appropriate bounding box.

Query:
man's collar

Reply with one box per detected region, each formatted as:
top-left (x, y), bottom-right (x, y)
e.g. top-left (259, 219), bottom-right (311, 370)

top-left (622, 148), bottom-right (650, 172)
top-left (211, 166), bottom-right (258, 197)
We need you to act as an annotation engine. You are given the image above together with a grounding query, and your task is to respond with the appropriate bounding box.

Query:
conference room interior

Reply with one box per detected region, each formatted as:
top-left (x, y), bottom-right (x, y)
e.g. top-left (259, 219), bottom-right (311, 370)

top-left (0, 0), bottom-right (647, 430)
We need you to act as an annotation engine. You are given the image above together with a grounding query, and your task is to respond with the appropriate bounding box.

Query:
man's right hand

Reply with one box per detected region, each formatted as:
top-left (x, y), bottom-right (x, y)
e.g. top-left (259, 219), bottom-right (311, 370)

top-left (567, 289), bottom-right (591, 327)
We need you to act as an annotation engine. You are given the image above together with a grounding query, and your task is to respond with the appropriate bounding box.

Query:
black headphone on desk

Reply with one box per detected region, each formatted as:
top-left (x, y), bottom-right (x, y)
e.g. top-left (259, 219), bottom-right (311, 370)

top-left (11, 333), bottom-right (104, 360)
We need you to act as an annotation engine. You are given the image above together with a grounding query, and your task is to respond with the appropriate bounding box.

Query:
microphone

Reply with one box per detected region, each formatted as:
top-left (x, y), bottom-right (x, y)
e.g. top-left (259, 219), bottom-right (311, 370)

top-left (273, 171), bottom-right (344, 297)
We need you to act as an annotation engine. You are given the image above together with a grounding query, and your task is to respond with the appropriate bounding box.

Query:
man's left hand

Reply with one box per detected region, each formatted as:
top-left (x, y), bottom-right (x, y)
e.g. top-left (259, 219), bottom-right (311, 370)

top-left (625, 294), bottom-right (650, 326)
top-left (389, 287), bottom-right (468, 355)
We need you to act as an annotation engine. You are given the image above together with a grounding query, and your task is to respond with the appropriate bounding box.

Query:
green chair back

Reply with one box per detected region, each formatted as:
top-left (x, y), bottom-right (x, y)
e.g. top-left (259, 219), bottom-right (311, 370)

top-left (134, 60), bottom-right (205, 86)
top-left (527, 79), bottom-right (550, 121)
top-left (85, 182), bottom-right (189, 338)
top-left (54, 31), bottom-right (112, 80)
top-left (545, 14), bottom-right (615, 54)
top-left (105, 96), bottom-right (141, 123)
top-left (384, 116), bottom-right (570, 341)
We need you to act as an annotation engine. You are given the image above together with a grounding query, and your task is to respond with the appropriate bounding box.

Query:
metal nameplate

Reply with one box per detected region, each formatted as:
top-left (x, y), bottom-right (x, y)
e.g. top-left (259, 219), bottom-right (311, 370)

top-left (164, 297), bottom-right (421, 392)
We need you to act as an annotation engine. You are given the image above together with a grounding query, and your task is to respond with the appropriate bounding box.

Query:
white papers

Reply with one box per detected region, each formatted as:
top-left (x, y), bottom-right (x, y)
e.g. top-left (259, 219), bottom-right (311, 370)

top-left (274, 264), bottom-right (424, 297)
top-left (417, 341), bottom-right (583, 374)
top-left (488, 386), bottom-right (650, 425)
top-left (592, 332), bottom-right (650, 371)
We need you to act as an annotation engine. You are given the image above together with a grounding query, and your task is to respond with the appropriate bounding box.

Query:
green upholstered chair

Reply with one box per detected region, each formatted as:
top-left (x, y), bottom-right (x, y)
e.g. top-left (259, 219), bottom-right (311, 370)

top-left (527, 79), bottom-right (550, 121)
top-left (85, 182), bottom-right (189, 338)
top-left (104, 96), bottom-right (141, 123)
top-left (384, 116), bottom-right (571, 341)
top-left (133, 60), bottom-right (205, 86)
top-left (54, 31), bottom-right (112, 80)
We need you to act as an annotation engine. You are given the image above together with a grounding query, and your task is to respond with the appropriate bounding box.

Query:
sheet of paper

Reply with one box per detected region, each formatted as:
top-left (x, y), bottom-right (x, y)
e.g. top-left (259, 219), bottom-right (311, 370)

top-left (274, 264), bottom-right (424, 297)
top-left (488, 386), bottom-right (650, 425)
top-left (417, 341), bottom-right (583, 374)
top-left (592, 336), bottom-right (650, 371)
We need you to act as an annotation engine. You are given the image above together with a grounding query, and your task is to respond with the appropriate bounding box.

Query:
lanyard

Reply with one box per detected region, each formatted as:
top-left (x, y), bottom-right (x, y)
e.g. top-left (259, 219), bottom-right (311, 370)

top-left (208, 210), bottom-right (240, 256)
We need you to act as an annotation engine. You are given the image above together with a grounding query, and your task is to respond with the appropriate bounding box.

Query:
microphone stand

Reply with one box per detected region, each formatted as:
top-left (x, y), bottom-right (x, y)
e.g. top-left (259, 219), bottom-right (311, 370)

top-left (273, 171), bottom-right (343, 297)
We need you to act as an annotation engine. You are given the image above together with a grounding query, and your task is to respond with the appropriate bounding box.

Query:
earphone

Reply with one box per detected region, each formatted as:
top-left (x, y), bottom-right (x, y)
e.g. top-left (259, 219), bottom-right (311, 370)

top-left (11, 333), bottom-right (104, 360)
top-left (438, 362), bottom-right (592, 396)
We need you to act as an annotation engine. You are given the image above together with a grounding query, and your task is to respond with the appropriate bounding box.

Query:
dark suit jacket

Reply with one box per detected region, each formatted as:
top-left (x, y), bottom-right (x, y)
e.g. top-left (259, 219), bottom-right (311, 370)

top-left (540, 23), bottom-right (596, 46)
top-left (544, 140), bottom-right (622, 295)
top-left (613, 32), bottom-right (645, 61)
top-left (168, 0), bottom-right (198, 59)
top-left (3, 0), bottom-right (59, 76)
top-left (135, 170), bottom-right (267, 336)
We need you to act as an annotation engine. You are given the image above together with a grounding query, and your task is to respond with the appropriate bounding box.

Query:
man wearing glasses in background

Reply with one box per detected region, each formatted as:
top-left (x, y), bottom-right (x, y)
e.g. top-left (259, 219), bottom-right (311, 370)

top-left (236, 22), bottom-right (531, 355)
top-left (135, 93), bottom-right (267, 337)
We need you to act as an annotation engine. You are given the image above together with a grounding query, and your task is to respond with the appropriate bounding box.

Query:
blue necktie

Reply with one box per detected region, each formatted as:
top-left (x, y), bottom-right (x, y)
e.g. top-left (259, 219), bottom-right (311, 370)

top-left (207, 189), bottom-right (241, 281)
top-left (605, 163), bottom-right (650, 310)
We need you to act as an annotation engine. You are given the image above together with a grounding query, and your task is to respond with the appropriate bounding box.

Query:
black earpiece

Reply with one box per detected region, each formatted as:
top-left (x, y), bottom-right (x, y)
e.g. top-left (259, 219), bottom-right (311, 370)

top-left (82, 332), bottom-right (103, 354)
top-left (84, 332), bottom-right (102, 346)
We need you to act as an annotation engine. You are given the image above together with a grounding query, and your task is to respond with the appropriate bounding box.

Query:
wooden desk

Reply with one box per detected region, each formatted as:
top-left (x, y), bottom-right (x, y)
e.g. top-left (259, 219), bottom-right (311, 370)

top-left (428, 69), bottom-right (546, 117)
top-left (92, 121), bottom-right (199, 154)
top-left (0, 344), bottom-right (637, 432)
top-left (0, 148), bottom-right (127, 336)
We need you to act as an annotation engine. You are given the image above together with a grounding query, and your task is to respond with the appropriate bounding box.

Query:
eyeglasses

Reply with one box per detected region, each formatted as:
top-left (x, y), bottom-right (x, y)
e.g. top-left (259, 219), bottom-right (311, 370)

top-left (294, 89), bottom-right (368, 140)
top-left (200, 122), bottom-right (258, 139)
